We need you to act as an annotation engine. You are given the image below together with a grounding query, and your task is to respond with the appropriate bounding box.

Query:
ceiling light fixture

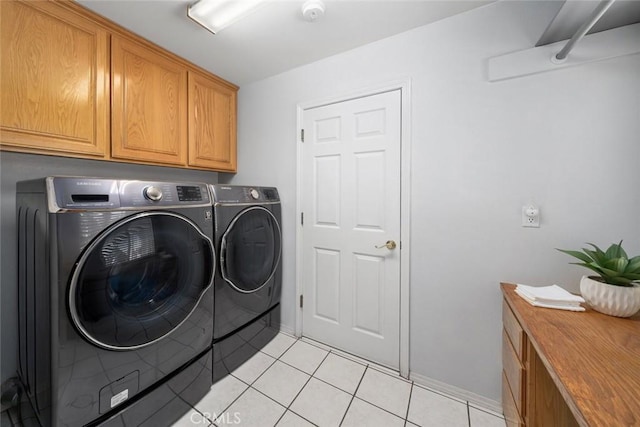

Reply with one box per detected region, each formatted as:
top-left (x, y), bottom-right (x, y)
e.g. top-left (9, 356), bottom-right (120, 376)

top-left (187, 0), bottom-right (268, 35)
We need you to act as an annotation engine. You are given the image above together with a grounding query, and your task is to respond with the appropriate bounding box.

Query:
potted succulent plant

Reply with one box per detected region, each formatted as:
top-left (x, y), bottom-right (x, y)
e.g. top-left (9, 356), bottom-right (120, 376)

top-left (557, 241), bottom-right (640, 317)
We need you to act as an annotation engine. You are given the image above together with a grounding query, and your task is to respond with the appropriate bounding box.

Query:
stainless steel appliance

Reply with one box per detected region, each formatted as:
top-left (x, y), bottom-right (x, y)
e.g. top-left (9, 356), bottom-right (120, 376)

top-left (16, 177), bottom-right (215, 426)
top-left (209, 185), bottom-right (282, 382)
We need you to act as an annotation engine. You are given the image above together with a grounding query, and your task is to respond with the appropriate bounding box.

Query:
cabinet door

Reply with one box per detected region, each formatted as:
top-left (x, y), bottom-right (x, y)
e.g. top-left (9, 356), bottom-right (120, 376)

top-left (112, 35), bottom-right (187, 166)
top-left (188, 71), bottom-right (237, 172)
top-left (0, 1), bottom-right (109, 157)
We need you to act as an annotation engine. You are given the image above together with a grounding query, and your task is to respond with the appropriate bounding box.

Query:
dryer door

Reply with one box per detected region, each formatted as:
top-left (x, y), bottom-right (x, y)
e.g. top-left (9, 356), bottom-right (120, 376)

top-left (69, 212), bottom-right (215, 350)
top-left (220, 206), bottom-right (282, 293)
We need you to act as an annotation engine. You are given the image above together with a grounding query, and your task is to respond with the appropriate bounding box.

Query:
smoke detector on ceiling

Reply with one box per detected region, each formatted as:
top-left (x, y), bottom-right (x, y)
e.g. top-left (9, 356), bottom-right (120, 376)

top-left (302, 0), bottom-right (325, 22)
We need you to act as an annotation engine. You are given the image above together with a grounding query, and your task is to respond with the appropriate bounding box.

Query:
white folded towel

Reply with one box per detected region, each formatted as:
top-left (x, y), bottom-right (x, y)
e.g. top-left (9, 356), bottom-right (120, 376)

top-left (515, 284), bottom-right (585, 312)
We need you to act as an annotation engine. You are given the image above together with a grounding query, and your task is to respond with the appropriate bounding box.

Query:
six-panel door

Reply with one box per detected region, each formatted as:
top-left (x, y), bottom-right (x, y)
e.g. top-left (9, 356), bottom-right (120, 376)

top-left (301, 90), bottom-right (402, 369)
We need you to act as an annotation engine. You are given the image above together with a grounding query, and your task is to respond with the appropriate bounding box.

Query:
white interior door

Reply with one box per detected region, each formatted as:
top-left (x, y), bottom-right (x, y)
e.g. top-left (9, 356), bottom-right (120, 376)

top-left (301, 90), bottom-right (401, 369)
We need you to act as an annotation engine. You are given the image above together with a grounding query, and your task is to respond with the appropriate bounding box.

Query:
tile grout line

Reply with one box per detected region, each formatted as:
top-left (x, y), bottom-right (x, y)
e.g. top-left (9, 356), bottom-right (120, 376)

top-left (307, 366), bottom-right (361, 397)
top-left (405, 382), bottom-right (414, 423)
top-left (231, 351), bottom-right (279, 388)
top-left (238, 340), bottom-right (315, 425)
top-left (338, 364), bottom-right (369, 426)
top-left (304, 337), bottom-right (409, 386)
top-left (260, 333), bottom-right (299, 361)
top-left (206, 386), bottom-right (251, 426)
top-left (262, 344), bottom-right (327, 379)
top-left (349, 363), bottom-right (415, 422)
top-left (278, 346), bottom-right (329, 425)
top-left (248, 386), bottom-right (316, 427)
top-left (208, 335), bottom-right (299, 426)
top-left (329, 346), bottom-right (401, 376)
top-left (176, 333), bottom-right (293, 426)
top-left (270, 345), bottom-right (332, 427)
top-left (369, 364), bottom-right (409, 383)
top-left (210, 333), bottom-right (478, 427)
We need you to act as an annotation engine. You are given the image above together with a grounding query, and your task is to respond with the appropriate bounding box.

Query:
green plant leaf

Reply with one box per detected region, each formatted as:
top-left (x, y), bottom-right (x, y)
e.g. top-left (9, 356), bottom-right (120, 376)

top-left (605, 241), bottom-right (624, 259)
top-left (626, 256), bottom-right (640, 273)
top-left (618, 241), bottom-right (628, 259)
top-left (592, 263), bottom-right (623, 278)
top-left (557, 249), bottom-right (594, 264)
top-left (606, 257), bottom-right (629, 273)
top-left (583, 248), bottom-right (605, 265)
top-left (562, 242), bottom-right (639, 284)
top-left (586, 242), bottom-right (606, 258)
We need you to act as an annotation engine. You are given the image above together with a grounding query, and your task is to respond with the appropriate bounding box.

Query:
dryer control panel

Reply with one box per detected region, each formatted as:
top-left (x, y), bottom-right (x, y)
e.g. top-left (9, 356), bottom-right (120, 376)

top-left (210, 185), bottom-right (280, 204)
top-left (45, 177), bottom-right (211, 211)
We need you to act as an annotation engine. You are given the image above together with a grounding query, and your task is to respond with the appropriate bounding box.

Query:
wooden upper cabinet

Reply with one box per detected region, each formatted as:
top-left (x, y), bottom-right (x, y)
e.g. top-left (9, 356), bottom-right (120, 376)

top-left (1, 0), bottom-right (237, 172)
top-left (188, 71), bottom-right (237, 172)
top-left (111, 35), bottom-right (188, 166)
top-left (0, 0), bottom-right (109, 157)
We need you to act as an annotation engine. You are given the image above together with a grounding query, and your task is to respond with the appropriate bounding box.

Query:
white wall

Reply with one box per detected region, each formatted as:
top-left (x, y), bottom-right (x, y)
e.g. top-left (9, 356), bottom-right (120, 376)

top-left (221, 0), bottom-right (640, 404)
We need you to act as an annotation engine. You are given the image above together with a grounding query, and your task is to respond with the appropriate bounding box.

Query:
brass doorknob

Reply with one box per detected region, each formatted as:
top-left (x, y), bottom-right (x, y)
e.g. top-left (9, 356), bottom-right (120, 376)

top-left (375, 240), bottom-right (397, 250)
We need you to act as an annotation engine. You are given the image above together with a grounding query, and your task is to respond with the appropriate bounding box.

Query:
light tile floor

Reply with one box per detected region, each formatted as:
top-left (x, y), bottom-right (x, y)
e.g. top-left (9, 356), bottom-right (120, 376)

top-left (173, 333), bottom-right (506, 427)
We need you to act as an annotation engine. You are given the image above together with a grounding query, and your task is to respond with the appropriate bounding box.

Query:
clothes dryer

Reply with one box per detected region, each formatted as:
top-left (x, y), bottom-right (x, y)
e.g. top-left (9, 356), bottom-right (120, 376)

top-left (16, 178), bottom-right (215, 426)
top-left (209, 185), bottom-right (282, 381)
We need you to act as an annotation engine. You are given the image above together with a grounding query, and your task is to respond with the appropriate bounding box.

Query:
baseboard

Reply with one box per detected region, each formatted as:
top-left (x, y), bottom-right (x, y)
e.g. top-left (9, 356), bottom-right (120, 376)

top-left (277, 323), bottom-right (295, 336)
top-left (409, 372), bottom-right (503, 416)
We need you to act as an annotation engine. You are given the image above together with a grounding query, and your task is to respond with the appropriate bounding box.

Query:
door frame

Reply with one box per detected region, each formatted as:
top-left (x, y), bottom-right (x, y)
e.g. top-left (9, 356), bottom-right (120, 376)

top-left (295, 80), bottom-right (412, 378)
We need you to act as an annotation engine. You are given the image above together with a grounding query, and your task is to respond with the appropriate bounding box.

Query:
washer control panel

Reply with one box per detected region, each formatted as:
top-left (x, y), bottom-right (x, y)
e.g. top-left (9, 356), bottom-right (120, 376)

top-left (49, 177), bottom-right (210, 210)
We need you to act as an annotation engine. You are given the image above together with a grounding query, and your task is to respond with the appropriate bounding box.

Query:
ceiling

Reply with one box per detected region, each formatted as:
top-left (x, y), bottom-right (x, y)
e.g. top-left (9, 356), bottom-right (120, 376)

top-left (537, 0), bottom-right (640, 46)
top-left (76, 0), bottom-right (640, 86)
top-left (77, 0), bottom-right (495, 86)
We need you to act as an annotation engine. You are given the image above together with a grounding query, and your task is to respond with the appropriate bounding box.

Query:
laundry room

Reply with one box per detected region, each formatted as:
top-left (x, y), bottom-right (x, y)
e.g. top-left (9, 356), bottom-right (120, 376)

top-left (1, 0), bottom-right (639, 426)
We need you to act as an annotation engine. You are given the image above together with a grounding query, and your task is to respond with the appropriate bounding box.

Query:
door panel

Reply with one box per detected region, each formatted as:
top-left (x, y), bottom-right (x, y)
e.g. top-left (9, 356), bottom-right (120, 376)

top-left (315, 155), bottom-right (341, 226)
top-left (314, 248), bottom-right (340, 323)
top-left (302, 90), bottom-right (401, 369)
top-left (188, 70), bottom-right (237, 171)
top-left (355, 151), bottom-right (385, 229)
top-left (0, 1), bottom-right (109, 156)
top-left (111, 35), bottom-right (187, 166)
top-left (353, 253), bottom-right (385, 337)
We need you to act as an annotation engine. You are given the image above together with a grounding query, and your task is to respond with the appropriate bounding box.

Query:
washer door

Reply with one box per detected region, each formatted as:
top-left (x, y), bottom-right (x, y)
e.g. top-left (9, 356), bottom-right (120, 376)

top-left (220, 206), bottom-right (281, 293)
top-left (69, 212), bottom-right (214, 350)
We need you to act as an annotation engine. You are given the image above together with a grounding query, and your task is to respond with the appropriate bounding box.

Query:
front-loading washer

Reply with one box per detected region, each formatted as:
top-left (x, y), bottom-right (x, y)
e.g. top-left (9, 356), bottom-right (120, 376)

top-left (209, 185), bottom-right (282, 382)
top-left (16, 177), bottom-right (215, 426)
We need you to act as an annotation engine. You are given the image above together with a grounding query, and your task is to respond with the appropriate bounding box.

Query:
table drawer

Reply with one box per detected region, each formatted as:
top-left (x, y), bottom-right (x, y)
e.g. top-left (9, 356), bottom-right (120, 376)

top-left (502, 329), bottom-right (525, 414)
top-left (503, 300), bottom-right (525, 359)
top-left (502, 371), bottom-right (524, 427)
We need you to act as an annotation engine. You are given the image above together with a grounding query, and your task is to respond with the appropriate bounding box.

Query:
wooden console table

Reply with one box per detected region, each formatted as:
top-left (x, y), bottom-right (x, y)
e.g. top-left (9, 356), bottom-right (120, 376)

top-left (501, 283), bottom-right (640, 427)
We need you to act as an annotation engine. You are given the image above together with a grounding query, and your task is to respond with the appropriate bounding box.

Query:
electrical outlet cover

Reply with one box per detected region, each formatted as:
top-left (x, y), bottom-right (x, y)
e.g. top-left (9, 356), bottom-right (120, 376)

top-left (522, 205), bottom-right (540, 228)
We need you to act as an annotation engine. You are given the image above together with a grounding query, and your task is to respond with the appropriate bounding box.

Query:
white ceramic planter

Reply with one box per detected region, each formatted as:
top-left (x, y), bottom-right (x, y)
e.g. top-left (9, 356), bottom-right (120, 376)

top-left (580, 275), bottom-right (640, 318)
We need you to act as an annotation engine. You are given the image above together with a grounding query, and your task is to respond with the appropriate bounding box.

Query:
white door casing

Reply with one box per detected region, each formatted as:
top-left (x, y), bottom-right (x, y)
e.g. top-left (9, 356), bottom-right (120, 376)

top-left (299, 89), bottom-right (402, 369)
